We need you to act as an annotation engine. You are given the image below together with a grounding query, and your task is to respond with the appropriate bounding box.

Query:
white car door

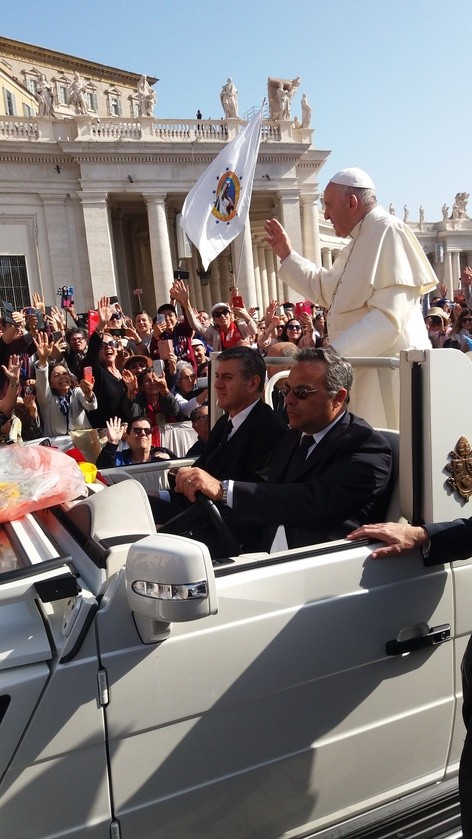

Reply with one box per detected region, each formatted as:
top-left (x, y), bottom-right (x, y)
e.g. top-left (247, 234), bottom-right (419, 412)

top-left (99, 537), bottom-right (455, 839)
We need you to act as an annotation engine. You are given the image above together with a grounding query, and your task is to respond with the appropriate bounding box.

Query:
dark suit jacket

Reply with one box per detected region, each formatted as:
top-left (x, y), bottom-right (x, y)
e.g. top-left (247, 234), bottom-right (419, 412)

top-left (196, 398), bottom-right (288, 481)
top-left (425, 518), bottom-right (472, 565)
top-left (152, 399), bottom-right (288, 531)
top-left (230, 412), bottom-right (392, 551)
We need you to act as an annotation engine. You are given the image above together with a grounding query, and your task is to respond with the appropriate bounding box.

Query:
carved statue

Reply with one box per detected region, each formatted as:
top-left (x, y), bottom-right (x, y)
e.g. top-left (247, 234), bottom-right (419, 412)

top-left (137, 75), bottom-right (156, 117)
top-left (300, 93), bottom-right (312, 128)
top-left (403, 205), bottom-right (409, 222)
top-left (442, 203), bottom-right (449, 221)
top-left (36, 74), bottom-right (55, 117)
top-left (419, 206), bottom-right (424, 224)
top-left (453, 192), bottom-right (470, 219)
top-left (267, 76), bottom-right (300, 121)
top-left (389, 203), bottom-right (395, 215)
top-left (67, 72), bottom-right (87, 115)
top-left (220, 78), bottom-right (238, 119)
top-left (276, 83), bottom-right (290, 120)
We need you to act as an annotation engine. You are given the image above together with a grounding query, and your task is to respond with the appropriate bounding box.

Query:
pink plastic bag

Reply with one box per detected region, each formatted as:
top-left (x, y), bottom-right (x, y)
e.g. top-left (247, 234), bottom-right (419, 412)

top-left (0, 444), bottom-right (87, 522)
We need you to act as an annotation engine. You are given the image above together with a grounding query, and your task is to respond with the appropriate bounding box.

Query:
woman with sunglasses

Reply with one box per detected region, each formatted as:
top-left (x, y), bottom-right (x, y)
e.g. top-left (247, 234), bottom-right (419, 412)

top-left (82, 296), bottom-right (129, 428)
top-left (124, 368), bottom-right (186, 434)
top-left (280, 316), bottom-right (316, 348)
top-left (449, 308), bottom-right (472, 352)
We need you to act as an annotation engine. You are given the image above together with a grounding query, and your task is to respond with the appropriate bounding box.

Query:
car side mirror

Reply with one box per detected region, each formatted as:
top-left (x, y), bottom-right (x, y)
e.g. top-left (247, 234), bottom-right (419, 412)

top-left (126, 533), bottom-right (218, 642)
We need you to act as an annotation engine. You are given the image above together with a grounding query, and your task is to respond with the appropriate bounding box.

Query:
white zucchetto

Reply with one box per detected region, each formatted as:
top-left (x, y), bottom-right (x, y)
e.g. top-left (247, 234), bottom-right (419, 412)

top-left (329, 167), bottom-right (376, 190)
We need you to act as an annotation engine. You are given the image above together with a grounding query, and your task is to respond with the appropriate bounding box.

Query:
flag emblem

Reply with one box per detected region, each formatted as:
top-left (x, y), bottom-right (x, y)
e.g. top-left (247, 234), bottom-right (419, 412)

top-left (212, 171), bottom-right (240, 223)
top-left (180, 108), bottom-right (263, 270)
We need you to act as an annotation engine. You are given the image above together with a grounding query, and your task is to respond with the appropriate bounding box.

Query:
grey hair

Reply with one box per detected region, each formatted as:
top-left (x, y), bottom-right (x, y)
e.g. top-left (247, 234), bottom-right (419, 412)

top-left (295, 347), bottom-right (353, 398)
top-left (175, 361), bottom-right (194, 381)
top-left (337, 184), bottom-right (377, 210)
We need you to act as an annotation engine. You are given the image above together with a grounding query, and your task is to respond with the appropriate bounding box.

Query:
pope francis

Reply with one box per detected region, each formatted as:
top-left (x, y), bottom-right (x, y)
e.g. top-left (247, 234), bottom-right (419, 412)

top-left (265, 167), bottom-right (438, 428)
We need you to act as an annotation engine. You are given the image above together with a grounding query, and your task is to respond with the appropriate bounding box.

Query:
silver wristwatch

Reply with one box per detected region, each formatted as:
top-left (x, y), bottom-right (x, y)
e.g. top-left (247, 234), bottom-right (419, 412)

top-left (220, 480), bottom-right (229, 505)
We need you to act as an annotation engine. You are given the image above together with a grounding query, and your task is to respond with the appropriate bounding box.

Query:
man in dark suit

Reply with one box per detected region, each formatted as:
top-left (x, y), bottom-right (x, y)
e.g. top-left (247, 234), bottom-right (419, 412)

top-left (152, 346), bottom-right (288, 526)
top-left (174, 347), bottom-right (392, 552)
top-left (346, 517), bottom-right (472, 839)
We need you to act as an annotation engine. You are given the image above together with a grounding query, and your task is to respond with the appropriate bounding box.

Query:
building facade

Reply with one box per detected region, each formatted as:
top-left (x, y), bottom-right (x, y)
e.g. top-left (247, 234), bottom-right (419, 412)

top-left (1, 36), bottom-right (469, 322)
top-left (0, 37), bottom-right (331, 318)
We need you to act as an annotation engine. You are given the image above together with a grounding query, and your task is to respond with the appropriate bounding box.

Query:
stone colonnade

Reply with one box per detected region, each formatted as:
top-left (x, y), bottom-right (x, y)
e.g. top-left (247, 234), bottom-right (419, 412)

top-left (78, 187), bottom-right (323, 315)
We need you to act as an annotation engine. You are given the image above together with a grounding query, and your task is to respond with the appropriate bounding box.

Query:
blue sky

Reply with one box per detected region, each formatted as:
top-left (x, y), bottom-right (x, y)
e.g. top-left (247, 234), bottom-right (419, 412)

top-left (2, 0), bottom-right (471, 221)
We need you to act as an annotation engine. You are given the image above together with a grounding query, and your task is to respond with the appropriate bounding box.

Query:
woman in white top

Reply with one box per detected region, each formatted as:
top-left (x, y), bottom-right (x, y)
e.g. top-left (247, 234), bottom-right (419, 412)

top-left (34, 333), bottom-right (97, 437)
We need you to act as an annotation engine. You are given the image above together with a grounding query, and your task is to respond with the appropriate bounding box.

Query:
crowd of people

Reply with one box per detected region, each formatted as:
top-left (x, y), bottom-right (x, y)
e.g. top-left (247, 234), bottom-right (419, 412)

top-left (0, 281), bottom-right (331, 450)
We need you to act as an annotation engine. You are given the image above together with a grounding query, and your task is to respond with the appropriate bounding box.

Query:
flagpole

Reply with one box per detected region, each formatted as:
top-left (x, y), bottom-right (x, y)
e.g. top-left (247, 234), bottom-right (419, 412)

top-left (234, 99), bottom-right (265, 297)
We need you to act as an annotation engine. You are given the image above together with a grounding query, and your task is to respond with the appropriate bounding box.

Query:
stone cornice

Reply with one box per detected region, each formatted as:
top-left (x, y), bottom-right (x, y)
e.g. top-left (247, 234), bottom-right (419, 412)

top-left (0, 36), bottom-right (158, 86)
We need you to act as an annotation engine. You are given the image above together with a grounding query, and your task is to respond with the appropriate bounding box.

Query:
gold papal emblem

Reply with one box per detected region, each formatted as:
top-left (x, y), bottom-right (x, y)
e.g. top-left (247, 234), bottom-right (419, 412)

top-left (446, 436), bottom-right (472, 501)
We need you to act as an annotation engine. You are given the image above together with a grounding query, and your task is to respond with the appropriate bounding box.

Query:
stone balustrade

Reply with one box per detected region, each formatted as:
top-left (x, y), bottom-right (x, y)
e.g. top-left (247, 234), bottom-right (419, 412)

top-left (0, 114), bottom-right (312, 145)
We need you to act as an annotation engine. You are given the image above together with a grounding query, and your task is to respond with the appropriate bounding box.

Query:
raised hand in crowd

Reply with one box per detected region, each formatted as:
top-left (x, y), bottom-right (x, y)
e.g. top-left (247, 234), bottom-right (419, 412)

top-left (166, 351), bottom-right (178, 377)
top-left (49, 331), bottom-right (67, 362)
top-left (169, 278), bottom-right (190, 308)
top-left (78, 374), bottom-right (94, 400)
top-left (1, 354), bottom-right (21, 390)
top-left (33, 331), bottom-right (54, 366)
top-left (298, 311), bottom-right (316, 347)
top-left (23, 381), bottom-right (40, 420)
top-left (462, 267), bottom-right (472, 287)
top-left (0, 354), bottom-right (21, 418)
top-left (121, 367), bottom-right (138, 398)
top-left (31, 292), bottom-right (46, 314)
top-left (104, 416), bottom-right (127, 446)
top-left (48, 305), bottom-right (66, 333)
top-left (97, 296), bottom-right (115, 330)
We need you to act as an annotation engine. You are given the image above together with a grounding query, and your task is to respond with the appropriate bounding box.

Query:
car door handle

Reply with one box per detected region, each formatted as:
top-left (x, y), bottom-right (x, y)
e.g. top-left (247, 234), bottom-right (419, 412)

top-left (386, 623), bottom-right (451, 656)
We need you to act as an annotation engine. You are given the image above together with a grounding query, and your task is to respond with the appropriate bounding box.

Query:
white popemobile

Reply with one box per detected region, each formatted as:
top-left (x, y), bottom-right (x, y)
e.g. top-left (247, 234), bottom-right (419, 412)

top-left (0, 348), bottom-right (470, 839)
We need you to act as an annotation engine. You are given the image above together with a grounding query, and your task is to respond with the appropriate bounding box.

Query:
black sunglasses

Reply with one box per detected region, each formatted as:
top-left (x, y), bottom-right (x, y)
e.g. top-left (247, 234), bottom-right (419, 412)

top-left (282, 384), bottom-right (322, 400)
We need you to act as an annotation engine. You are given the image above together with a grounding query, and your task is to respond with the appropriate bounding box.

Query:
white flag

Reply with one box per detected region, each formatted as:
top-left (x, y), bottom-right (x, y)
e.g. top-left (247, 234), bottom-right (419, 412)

top-left (180, 109), bottom-right (263, 270)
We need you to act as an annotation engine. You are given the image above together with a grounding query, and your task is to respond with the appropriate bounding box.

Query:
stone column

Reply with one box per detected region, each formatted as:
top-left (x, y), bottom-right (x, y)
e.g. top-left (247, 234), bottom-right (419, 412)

top-left (258, 243), bottom-right (270, 312)
top-left (443, 250), bottom-right (453, 293)
top-left (231, 221), bottom-right (257, 308)
top-left (144, 193), bottom-right (174, 308)
top-left (190, 250), bottom-right (204, 311)
top-left (218, 252), bottom-right (231, 303)
top-left (200, 276), bottom-right (212, 313)
top-left (79, 192), bottom-right (118, 301)
top-left (209, 259), bottom-right (222, 307)
top-left (300, 193), bottom-right (320, 264)
top-left (265, 247), bottom-right (278, 302)
top-left (277, 189), bottom-right (303, 302)
top-left (252, 242), bottom-right (262, 311)
top-left (41, 195), bottom-right (76, 295)
top-left (452, 251), bottom-right (461, 289)
top-left (323, 249), bottom-right (333, 270)
top-left (110, 209), bottom-right (132, 314)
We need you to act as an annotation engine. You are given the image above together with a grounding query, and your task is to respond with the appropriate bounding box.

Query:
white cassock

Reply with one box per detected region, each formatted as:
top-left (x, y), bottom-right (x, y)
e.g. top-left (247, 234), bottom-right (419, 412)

top-left (279, 205), bottom-right (438, 428)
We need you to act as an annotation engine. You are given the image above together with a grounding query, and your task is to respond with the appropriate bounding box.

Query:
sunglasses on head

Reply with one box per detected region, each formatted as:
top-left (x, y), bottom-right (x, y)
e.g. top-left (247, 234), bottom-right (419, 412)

top-left (282, 384), bottom-right (322, 400)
